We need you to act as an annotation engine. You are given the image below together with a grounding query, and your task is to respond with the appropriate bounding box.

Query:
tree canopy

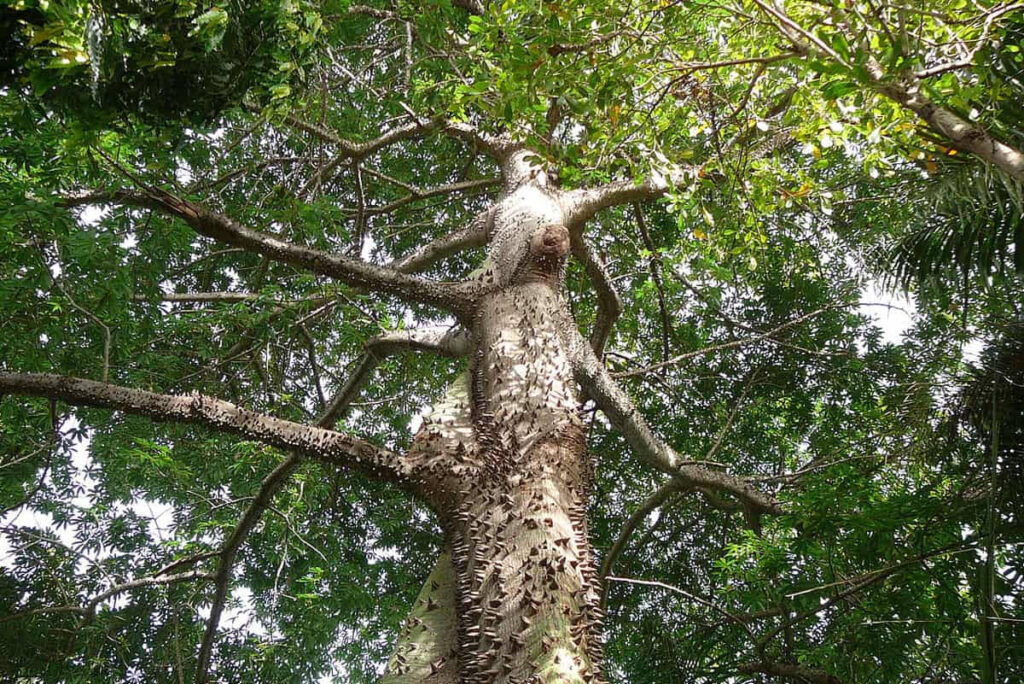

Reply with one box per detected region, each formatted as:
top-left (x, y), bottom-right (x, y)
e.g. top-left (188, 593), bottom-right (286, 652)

top-left (1, 1), bottom-right (1022, 682)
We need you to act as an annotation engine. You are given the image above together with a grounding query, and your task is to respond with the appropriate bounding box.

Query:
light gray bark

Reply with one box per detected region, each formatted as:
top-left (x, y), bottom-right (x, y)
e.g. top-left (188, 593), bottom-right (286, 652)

top-left (0, 372), bottom-right (413, 484)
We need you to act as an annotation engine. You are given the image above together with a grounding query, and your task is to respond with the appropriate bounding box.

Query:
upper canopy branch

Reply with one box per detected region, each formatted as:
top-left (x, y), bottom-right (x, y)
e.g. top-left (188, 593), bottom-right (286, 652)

top-left (0, 569), bottom-right (213, 627)
top-left (0, 372), bottom-right (414, 485)
top-left (391, 206), bottom-right (495, 273)
top-left (358, 176), bottom-right (501, 217)
top-left (250, 100), bottom-right (516, 170)
top-left (60, 188), bottom-right (474, 318)
top-left (244, 102), bottom-right (436, 161)
top-left (750, 0), bottom-right (1024, 180)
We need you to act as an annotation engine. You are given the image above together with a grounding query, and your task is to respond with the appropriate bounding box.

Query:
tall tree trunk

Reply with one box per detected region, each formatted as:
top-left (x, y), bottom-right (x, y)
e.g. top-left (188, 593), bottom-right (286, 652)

top-left (384, 167), bottom-right (607, 683)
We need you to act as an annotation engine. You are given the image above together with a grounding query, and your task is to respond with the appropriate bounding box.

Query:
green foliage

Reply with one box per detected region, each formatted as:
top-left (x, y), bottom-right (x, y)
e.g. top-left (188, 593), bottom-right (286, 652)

top-left (1, 0), bottom-right (335, 123)
top-left (1, 0), bottom-right (1023, 682)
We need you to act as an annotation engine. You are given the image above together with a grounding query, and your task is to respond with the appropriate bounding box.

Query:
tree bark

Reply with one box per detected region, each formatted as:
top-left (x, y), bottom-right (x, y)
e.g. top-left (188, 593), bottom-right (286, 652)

top-left (382, 166), bottom-right (607, 682)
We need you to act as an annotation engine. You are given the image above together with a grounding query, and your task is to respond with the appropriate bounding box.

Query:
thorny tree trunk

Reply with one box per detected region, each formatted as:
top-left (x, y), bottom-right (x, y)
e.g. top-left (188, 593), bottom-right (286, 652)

top-left (382, 162), bottom-right (606, 684)
top-left (4, 127), bottom-right (778, 681)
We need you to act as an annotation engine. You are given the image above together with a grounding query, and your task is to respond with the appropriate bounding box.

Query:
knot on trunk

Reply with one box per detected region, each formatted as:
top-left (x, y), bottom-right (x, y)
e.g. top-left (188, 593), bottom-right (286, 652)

top-left (530, 223), bottom-right (570, 260)
top-left (518, 223), bottom-right (569, 285)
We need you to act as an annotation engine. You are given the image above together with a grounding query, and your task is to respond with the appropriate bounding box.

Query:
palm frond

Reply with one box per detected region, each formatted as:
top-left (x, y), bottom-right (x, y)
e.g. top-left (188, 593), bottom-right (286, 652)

top-left (887, 163), bottom-right (1024, 291)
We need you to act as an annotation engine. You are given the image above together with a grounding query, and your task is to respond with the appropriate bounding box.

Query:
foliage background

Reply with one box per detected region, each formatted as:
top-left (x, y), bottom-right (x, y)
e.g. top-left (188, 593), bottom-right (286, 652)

top-left (0, 0), bottom-right (1022, 682)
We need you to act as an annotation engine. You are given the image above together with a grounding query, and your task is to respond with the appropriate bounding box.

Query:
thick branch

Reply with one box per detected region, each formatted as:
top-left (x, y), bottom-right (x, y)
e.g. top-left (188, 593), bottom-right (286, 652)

top-left (570, 341), bottom-right (780, 514)
top-left (0, 373), bottom-right (412, 483)
top-left (875, 78), bottom-right (1024, 180)
top-left (571, 237), bottom-right (623, 358)
top-left (391, 208), bottom-right (494, 273)
top-left (60, 189), bottom-right (473, 317)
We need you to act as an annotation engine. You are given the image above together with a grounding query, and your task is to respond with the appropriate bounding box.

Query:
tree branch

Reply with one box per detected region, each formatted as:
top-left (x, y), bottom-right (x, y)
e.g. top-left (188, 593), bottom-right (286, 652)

top-left (0, 373), bottom-right (412, 483)
top-left (633, 204), bottom-right (672, 368)
top-left (0, 570), bottom-right (212, 626)
top-left (570, 341), bottom-right (781, 514)
top-left (737, 661), bottom-right (843, 684)
top-left (319, 325), bottom-right (471, 426)
top-left (248, 100), bottom-right (512, 169)
top-left (604, 576), bottom-right (755, 637)
top-left (599, 479), bottom-right (686, 607)
top-left (562, 165), bottom-right (698, 223)
top-left (59, 189), bottom-right (474, 318)
top-left (752, 0), bottom-right (1024, 180)
top-left (360, 177), bottom-right (500, 217)
top-left (244, 102), bottom-right (435, 160)
top-left (391, 207), bottom-right (494, 273)
top-left (195, 456), bottom-right (301, 684)
top-left (570, 237), bottom-right (623, 357)
top-left (135, 291), bottom-right (332, 305)
top-left (613, 307), bottom-right (834, 378)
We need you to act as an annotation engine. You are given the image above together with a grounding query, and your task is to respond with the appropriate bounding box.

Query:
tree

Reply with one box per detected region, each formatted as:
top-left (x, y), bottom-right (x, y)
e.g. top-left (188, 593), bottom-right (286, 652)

top-left (1, 1), bottom-right (1022, 683)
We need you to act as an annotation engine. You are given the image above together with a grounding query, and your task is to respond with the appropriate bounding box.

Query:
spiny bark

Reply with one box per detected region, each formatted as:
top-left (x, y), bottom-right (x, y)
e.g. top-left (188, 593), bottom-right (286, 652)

top-left (382, 552), bottom-right (460, 684)
top-left (11, 127), bottom-right (784, 680)
top-left (383, 168), bottom-right (608, 683)
top-left (0, 372), bottom-right (411, 484)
